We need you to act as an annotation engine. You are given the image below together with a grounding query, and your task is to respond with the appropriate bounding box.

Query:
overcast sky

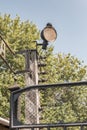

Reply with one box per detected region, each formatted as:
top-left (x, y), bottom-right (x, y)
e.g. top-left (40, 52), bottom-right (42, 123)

top-left (0, 0), bottom-right (87, 64)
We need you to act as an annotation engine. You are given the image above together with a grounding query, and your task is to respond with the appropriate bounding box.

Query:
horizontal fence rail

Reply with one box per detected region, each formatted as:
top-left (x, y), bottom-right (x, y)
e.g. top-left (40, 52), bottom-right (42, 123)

top-left (10, 81), bottom-right (87, 129)
top-left (11, 122), bottom-right (87, 129)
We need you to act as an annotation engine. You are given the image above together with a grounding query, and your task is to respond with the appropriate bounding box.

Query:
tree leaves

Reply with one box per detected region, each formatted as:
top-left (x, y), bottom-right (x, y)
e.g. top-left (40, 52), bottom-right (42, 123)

top-left (0, 14), bottom-right (39, 118)
top-left (40, 53), bottom-right (87, 124)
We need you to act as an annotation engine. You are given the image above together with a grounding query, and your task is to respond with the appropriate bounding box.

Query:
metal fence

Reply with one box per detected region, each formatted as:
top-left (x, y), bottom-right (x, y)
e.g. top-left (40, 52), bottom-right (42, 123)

top-left (10, 81), bottom-right (87, 130)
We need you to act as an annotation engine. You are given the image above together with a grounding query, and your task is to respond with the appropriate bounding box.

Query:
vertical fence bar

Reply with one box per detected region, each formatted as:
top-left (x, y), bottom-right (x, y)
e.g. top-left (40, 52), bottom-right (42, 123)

top-left (80, 126), bottom-right (84, 130)
top-left (63, 126), bottom-right (67, 130)
top-left (9, 86), bottom-right (20, 130)
top-left (47, 127), bottom-right (50, 130)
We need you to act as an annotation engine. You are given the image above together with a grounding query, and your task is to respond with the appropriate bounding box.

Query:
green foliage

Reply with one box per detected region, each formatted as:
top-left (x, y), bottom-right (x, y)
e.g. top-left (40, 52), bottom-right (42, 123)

top-left (45, 53), bottom-right (86, 83)
top-left (0, 14), bottom-right (39, 119)
top-left (40, 52), bottom-right (87, 128)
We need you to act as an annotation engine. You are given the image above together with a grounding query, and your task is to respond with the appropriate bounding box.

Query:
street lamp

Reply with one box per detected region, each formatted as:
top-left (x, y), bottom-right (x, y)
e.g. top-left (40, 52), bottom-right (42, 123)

top-left (0, 23), bottom-right (57, 129)
top-left (41, 23), bottom-right (57, 49)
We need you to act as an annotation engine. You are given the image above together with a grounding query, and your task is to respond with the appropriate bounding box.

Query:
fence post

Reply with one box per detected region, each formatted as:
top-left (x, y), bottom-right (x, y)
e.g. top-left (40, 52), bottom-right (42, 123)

top-left (9, 86), bottom-right (20, 130)
top-left (25, 50), bottom-right (39, 129)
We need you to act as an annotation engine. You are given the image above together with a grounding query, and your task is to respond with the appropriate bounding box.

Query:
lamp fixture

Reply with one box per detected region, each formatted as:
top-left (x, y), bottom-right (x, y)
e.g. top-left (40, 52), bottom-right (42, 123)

top-left (41, 23), bottom-right (57, 49)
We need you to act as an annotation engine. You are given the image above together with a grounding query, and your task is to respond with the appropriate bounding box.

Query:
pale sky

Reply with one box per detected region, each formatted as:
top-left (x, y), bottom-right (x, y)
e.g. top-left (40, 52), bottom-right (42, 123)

top-left (0, 0), bottom-right (87, 64)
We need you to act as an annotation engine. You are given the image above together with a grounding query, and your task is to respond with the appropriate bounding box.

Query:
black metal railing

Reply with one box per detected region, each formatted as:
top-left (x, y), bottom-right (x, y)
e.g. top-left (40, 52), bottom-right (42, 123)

top-left (10, 81), bottom-right (87, 130)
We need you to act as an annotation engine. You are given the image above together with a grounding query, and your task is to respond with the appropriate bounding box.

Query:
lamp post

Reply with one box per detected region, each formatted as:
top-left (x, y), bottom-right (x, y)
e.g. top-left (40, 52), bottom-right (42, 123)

top-left (24, 23), bottom-right (57, 128)
top-left (0, 23), bottom-right (57, 130)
